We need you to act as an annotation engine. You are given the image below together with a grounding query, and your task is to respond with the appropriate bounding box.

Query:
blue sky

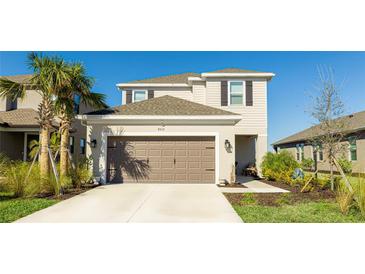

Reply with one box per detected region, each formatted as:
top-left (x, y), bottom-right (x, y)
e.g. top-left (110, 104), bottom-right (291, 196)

top-left (1, 51), bottom-right (365, 148)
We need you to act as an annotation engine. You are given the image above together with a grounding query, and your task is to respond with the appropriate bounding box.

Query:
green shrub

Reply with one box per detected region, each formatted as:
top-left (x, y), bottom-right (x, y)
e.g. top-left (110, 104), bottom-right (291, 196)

top-left (3, 161), bottom-right (43, 198)
top-left (261, 151), bottom-right (300, 183)
top-left (0, 153), bottom-right (10, 192)
top-left (301, 158), bottom-right (314, 170)
top-left (69, 158), bottom-right (92, 189)
top-left (353, 178), bottom-right (365, 217)
top-left (338, 157), bottom-right (352, 174)
top-left (335, 182), bottom-right (354, 215)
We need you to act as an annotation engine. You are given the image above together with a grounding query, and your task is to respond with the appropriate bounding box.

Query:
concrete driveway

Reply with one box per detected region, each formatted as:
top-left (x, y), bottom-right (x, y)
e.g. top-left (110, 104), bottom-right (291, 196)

top-left (16, 184), bottom-right (242, 223)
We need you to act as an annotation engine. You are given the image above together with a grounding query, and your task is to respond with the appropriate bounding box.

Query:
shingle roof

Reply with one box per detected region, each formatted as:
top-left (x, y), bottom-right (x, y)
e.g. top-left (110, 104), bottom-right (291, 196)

top-left (86, 95), bottom-right (239, 116)
top-left (272, 110), bottom-right (365, 146)
top-left (0, 74), bottom-right (33, 83)
top-left (206, 68), bottom-right (267, 73)
top-left (0, 109), bottom-right (40, 127)
top-left (0, 108), bottom-right (60, 128)
top-left (125, 68), bottom-right (270, 84)
top-left (130, 72), bottom-right (199, 84)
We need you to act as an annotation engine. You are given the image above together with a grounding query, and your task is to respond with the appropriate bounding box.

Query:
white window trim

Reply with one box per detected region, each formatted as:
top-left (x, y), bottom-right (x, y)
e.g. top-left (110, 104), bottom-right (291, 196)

top-left (317, 147), bottom-right (324, 162)
top-left (227, 80), bottom-right (245, 106)
top-left (132, 90), bottom-right (147, 103)
top-left (348, 140), bottom-right (357, 162)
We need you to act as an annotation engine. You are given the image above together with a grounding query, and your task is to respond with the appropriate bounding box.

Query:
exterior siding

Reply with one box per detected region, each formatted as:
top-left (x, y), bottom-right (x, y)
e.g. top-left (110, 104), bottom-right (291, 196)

top-left (154, 88), bottom-right (192, 101)
top-left (276, 131), bottom-right (365, 174)
top-left (192, 81), bottom-right (206, 104)
top-left (205, 78), bottom-right (268, 133)
top-left (17, 90), bottom-right (42, 109)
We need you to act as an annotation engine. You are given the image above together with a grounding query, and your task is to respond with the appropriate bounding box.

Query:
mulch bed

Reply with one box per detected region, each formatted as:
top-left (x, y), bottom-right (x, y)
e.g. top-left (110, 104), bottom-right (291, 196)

top-left (36, 184), bottom-right (98, 201)
top-left (224, 180), bottom-right (335, 207)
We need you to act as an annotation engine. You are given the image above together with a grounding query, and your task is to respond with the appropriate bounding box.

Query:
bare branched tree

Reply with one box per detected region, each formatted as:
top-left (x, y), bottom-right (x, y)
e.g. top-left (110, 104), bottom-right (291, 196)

top-left (309, 66), bottom-right (349, 190)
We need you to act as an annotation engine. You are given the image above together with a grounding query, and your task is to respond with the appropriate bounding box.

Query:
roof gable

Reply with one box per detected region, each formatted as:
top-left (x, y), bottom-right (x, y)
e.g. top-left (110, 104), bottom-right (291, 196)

top-left (0, 74), bottom-right (33, 83)
top-left (273, 110), bottom-right (365, 146)
top-left (130, 72), bottom-right (199, 84)
top-left (86, 95), bottom-right (239, 116)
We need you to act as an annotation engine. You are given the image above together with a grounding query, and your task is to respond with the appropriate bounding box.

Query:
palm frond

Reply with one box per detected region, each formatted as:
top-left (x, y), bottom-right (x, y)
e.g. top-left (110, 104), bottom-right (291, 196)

top-left (0, 78), bottom-right (27, 101)
top-left (80, 92), bottom-right (108, 109)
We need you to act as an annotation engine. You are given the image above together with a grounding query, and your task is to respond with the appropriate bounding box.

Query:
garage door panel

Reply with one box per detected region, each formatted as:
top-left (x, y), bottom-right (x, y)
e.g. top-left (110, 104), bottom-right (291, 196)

top-left (174, 141), bottom-right (187, 149)
top-left (175, 174), bottom-right (188, 181)
top-left (161, 161), bottom-right (174, 169)
top-left (162, 174), bottom-right (174, 181)
top-left (135, 149), bottom-right (147, 157)
top-left (188, 150), bottom-right (201, 157)
top-left (202, 149), bottom-right (214, 156)
top-left (149, 150), bottom-right (162, 156)
top-left (175, 150), bottom-right (187, 156)
top-left (202, 161), bottom-right (215, 169)
top-left (162, 149), bottom-right (174, 156)
top-left (107, 136), bottom-right (215, 184)
top-left (175, 162), bottom-right (187, 169)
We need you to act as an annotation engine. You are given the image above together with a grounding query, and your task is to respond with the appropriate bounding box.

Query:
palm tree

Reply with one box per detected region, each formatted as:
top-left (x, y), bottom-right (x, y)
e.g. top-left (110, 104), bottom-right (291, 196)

top-left (28, 132), bottom-right (60, 160)
top-left (0, 53), bottom-right (71, 180)
top-left (55, 62), bottom-right (106, 178)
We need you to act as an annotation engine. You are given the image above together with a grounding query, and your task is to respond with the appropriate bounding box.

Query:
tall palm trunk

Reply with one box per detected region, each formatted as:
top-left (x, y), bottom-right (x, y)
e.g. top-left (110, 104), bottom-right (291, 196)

top-left (60, 117), bottom-right (71, 178)
top-left (40, 126), bottom-right (50, 179)
top-left (38, 96), bottom-right (53, 180)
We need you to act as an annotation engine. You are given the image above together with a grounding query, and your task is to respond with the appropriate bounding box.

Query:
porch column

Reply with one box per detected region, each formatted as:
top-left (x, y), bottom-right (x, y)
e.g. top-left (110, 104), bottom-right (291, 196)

top-left (255, 134), bottom-right (267, 177)
top-left (23, 133), bottom-right (28, 161)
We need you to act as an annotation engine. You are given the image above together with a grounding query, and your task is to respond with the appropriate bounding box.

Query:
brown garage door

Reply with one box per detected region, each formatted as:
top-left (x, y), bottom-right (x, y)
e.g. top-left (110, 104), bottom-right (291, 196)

top-left (107, 136), bottom-right (215, 184)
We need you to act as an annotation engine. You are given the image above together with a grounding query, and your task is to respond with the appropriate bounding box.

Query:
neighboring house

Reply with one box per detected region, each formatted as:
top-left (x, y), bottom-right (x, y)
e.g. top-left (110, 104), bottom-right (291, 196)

top-left (0, 74), bottom-right (91, 162)
top-left (79, 68), bottom-right (275, 184)
top-left (272, 110), bottom-right (365, 174)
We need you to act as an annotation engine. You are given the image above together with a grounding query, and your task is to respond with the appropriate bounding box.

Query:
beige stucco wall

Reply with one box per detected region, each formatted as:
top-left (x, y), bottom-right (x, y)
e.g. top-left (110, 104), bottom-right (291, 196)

top-left (86, 123), bottom-right (267, 183)
top-left (277, 136), bottom-right (365, 174)
top-left (0, 97), bottom-right (8, 111)
top-left (17, 90), bottom-right (42, 109)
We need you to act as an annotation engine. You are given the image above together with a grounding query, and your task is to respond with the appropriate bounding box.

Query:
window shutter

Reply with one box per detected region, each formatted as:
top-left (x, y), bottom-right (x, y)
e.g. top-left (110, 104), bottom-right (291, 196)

top-left (148, 90), bottom-right (154, 99)
top-left (221, 81), bottom-right (228, 106)
top-left (126, 90), bottom-right (132, 104)
top-left (246, 81), bottom-right (253, 106)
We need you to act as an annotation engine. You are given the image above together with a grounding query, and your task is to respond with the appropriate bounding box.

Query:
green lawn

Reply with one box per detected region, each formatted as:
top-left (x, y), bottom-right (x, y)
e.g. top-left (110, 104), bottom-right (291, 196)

top-left (233, 202), bottom-right (365, 223)
top-left (0, 193), bottom-right (58, 223)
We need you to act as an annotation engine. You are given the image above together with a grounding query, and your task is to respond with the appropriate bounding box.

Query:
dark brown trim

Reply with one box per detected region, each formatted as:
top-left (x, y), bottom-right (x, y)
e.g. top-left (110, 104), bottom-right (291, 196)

top-left (246, 81), bottom-right (253, 106)
top-left (221, 81), bottom-right (228, 106)
top-left (126, 90), bottom-right (132, 104)
top-left (148, 90), bottom-right (154, 99)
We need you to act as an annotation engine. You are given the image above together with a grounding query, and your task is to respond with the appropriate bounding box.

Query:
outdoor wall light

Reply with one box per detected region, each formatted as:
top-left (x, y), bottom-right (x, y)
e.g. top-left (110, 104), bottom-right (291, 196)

top-left (91, 139), bottom-right (97, 148)
top-left (225, 139), bottom-right (231, 150)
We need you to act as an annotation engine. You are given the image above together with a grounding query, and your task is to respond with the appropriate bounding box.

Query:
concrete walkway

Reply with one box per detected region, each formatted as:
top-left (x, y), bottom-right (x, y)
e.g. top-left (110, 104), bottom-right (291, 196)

top-left (16, 184), bottom-right (242, 223)
top-left (220, 177), bottom-right (289, 193)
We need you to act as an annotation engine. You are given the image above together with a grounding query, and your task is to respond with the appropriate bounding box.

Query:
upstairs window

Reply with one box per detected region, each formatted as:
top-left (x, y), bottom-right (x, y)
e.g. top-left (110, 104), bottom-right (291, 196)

top-left (349, 137), bottom-right (357, 161)
top-left (80, 138), bottom-right (86, 154)
top-left (229, 81), bottom-right (244, 105)
top-left (133, 90), bottom-right (147, 102)
top-left (69, 136), bottom-right (74, 154)
top-left (74, 95), bottom-right (81, 114)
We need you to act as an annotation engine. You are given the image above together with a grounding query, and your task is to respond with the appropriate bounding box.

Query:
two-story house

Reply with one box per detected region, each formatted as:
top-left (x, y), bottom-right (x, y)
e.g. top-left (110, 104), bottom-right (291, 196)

top-left (79, 68), bottom-right (275, 184)
top-left (0, 74), bottom-right (90, 163)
